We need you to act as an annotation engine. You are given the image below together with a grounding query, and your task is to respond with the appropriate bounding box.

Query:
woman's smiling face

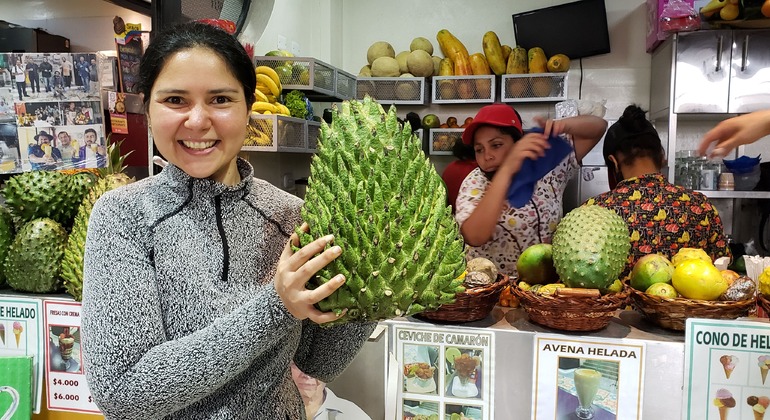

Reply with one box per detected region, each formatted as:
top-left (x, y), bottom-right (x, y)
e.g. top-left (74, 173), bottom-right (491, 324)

top-left (148, 47), bottom-right (249, 185)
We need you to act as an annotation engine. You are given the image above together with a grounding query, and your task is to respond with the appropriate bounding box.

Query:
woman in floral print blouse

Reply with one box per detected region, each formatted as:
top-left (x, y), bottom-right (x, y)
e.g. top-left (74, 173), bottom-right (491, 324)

top-left (587, 104), bottom-right (731, 275)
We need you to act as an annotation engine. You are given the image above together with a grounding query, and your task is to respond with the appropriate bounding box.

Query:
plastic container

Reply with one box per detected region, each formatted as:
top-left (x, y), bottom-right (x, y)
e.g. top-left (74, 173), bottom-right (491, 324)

top-left (734, 166), bottom-right (761, 191)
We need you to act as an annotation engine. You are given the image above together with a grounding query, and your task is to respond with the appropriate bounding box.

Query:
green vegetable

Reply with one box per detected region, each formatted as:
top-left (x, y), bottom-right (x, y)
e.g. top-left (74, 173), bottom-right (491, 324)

top-left (284, 90), bottom-right (308, 119)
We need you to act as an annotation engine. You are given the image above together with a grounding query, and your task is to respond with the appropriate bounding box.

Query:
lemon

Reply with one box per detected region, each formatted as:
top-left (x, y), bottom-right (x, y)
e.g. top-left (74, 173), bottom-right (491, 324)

top-left (759, 266), bottom-right (770, 296)
top-left (672, 259), bottom-right (728, 300)
top-left (646, 282), bottom-right (678, 299)
top-left (671, 247), bottom-right (712, 267)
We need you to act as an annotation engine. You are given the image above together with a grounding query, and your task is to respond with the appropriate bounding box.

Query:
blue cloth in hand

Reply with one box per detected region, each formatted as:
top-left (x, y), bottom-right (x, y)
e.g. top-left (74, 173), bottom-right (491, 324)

top-left (506, 128), bottom-right (574, 208)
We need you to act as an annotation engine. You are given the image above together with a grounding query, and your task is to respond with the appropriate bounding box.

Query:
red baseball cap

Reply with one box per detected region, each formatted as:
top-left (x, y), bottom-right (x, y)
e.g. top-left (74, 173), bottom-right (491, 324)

top-left (461, 103), bottom-right (523, 145)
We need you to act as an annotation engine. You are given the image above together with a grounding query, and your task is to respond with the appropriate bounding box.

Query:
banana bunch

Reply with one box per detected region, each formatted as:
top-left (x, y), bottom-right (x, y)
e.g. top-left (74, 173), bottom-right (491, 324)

top-left (245, 117), bottom-right (273, 147)
top-left (253, 66), bottom-right (291, 116)
top-left (700, 0), bottom-right (739, 20)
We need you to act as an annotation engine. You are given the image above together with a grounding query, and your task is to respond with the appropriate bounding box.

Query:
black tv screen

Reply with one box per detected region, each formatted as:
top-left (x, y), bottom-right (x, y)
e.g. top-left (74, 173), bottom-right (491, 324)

top-left (513, 0), bottom-right (611, 60)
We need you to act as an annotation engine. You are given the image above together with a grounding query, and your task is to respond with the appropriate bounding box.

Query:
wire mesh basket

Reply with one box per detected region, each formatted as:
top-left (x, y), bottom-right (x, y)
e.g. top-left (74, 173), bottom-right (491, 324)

top-left (428, 128), bottom-right (464, 155)
top-left (335, 69), bottom-right (357, 100)
top-left (431, 75), bottom-right (496, 104)
top-left (244, 114), bottom-right (308, 152)
top-left (501, 73), bottom-right (568, 103)
top-left (307, 120), bottom-right (321, 152)
top-left (356, 77), bottom-right (427, 105)
top-left (253, 56), bottom-right (336, 98)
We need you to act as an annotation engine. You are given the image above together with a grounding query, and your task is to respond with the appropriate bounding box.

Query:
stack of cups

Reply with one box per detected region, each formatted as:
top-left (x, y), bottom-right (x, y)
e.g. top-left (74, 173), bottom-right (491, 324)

top-left (719, 172), bottom-right (735, 191)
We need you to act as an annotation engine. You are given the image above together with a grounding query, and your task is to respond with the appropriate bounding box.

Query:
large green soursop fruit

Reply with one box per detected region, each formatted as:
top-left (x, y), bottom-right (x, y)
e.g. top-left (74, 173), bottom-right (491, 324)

top-left (3, 170), bottom-right (90, 229)
top-left (61, 173), bottom-right (134, 301)
top-left (0, 206), bottom-right (14, 286)
top-left (298, 96), bottom-right (466, 324)
top-left (552, 205), bottom-right (630, 289)
top-left (4, 218), bottom-right (68, 293)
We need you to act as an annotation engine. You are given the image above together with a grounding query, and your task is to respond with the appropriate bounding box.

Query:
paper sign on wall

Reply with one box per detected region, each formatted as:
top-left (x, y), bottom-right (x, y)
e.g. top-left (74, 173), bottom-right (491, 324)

top-left (43, 300), bottom-right (100, 414)
top-left (683, 318), bottom-right (770, 420)
top-left (394, 325), bottom-right (494, 420)
top-left (0, 296), bottom-right (44, 414)
top-left (532, 335), bottom-right (646, 420)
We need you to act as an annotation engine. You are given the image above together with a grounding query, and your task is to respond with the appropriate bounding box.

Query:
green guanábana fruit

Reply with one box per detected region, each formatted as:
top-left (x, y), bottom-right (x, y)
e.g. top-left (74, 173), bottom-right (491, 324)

top-left (4, 218), bottom-right (68, 293)
top-left (551, 205), bottom-right (630, 290)
top-left (3, 170), bottom-right (88, 229)
top-left (297, 96), bottom-right (466, 325)
top-left (0, 206), bottom-right (14, 286)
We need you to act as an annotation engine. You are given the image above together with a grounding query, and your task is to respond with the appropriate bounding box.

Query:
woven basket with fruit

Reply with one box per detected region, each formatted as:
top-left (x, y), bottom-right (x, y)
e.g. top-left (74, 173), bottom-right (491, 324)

top-left (511, 205), bottom-right (631, 332)
top-left (627, 248), bottom-right (756, 331)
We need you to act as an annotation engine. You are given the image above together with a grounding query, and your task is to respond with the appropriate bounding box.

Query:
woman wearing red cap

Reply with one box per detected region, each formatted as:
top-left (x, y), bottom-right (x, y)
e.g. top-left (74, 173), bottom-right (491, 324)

top-left (586, 104), bottom-right (730, 275)
top-left (455, 103), bottom-right (607, 276)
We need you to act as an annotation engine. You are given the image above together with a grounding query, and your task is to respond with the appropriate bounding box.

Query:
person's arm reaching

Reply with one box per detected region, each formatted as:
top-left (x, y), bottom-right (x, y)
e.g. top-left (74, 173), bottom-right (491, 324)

top-left (698, 109), bottom-right (770, 158)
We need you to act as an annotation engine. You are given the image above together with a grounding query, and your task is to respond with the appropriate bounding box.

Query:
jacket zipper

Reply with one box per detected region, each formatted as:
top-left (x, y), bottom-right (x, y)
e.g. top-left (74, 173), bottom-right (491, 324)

top-left (215, 195), bottom-right (230, 282)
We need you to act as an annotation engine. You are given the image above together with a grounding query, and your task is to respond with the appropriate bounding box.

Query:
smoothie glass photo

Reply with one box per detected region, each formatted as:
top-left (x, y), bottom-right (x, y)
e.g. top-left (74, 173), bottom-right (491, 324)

top-left (574, 368), bottom-right (602, 419)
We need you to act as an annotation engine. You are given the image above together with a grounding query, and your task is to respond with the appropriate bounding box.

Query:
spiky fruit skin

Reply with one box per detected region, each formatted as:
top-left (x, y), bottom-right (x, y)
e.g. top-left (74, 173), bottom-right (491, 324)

top-left (4, 218), bottom-right (68, 293)
top-left (552, 205), bottom-right (630, 290)
top-left (0, 206), bottom-right (15, 286)
top-left (3, 171), bottom-right (84, 229)
top-left (61, 173), bottom-right (134, 301)
top-left (297, 96), bottom-right (466, 325)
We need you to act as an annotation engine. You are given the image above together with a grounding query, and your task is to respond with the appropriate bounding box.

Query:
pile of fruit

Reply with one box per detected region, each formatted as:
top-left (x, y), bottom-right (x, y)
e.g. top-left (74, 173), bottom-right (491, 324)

top-left (421, 115), bottom-right (474, 151)
top-left (515, 205), bottom-right (630, 298)
top-left (699, 0), bottom-right (770, 21)
top-left (630, 248), bottom-right (756, 302)
top-left (0, 142), bottom-right (133, 301)
top-left (251, 65), bottom-right (290, 116)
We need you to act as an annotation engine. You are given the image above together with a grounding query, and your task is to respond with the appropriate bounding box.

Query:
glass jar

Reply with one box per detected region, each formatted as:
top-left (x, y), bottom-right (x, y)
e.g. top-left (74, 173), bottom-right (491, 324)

top-left (700, 160), bottom-right (719, 190)
top-left (675, 150), bottom-right (701, 189)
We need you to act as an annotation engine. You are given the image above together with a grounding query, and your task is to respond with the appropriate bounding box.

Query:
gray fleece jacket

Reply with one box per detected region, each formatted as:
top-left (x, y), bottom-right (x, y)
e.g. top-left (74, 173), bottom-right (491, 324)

top-left (81, 158), bottom-right (375, 420)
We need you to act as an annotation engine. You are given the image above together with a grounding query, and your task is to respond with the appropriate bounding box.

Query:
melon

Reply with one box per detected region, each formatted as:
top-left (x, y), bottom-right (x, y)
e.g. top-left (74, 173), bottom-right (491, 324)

top-left (371, 56), bottom-right (400, 77)
top-left (407, 50), bottom-right (433, 78)
top-left (396, 51), bottom-right (410, 74)
top-left (367, 41), bottom-right (395, 65)
top-left (410, 37), bottom-right (434, 55)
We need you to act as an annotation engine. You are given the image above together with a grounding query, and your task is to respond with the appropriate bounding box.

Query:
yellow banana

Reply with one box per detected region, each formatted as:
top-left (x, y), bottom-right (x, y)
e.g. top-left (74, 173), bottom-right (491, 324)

top-left (700, 0), bottom-right (727, 14)
top-left (275, 103), bottom-right (291, 116)
top-left (256, 73), bottom-right (280, 97)
top-left (256, 66), bottom-right (282, 90)
top-left (256, 84), bottom-right (272, 96)
top-left (251, 102), bottom-right (278, 114)
top-left (265, 94), bottom-right (277, 103)
top-left (253, 88), bottom-right (269, 103)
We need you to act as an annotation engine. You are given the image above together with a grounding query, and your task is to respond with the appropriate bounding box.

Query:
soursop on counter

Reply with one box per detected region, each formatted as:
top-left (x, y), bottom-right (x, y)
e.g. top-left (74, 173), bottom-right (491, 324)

top-left (296, 96), bottom-right (466, 325)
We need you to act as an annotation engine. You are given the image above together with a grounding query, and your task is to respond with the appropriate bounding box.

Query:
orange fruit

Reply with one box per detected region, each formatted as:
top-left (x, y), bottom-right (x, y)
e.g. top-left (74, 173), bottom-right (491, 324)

top-left (672, 259), bottom-right (728, 300)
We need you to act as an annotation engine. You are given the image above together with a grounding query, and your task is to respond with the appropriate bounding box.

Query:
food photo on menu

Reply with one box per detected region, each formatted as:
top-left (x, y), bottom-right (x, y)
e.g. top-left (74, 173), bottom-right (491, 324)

top-left (555, 357), bottom-right (619, 420)
top-left (403, 399), bottom-right (439, 420)
top-left (403, 344), bottom-right (439, 394)
top-left (444, 347), bottom-right (481, 399)
top-left (48, 326), bottom-right (82, 374)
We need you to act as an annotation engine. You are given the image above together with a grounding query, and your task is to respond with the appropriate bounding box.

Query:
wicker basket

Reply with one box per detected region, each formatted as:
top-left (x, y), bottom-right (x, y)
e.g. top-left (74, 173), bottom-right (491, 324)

top-left (628, 288), bottom-right (756, 331)
top-left (510, 282), bottom-right (629, 331)
top-left (759, 294), bottom-right (770, 316)
top-left (418, 275), bottom-right (510, 323)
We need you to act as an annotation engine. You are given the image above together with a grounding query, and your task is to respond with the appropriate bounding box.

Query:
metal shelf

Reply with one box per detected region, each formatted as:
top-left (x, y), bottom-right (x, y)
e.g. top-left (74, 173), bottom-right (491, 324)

top-left (696, 190), bottom-right (770, 199)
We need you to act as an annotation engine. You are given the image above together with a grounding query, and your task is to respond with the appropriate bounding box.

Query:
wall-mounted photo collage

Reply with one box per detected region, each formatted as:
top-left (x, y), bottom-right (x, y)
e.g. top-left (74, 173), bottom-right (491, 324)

top-left (0, 52), bottom-right (106, 173)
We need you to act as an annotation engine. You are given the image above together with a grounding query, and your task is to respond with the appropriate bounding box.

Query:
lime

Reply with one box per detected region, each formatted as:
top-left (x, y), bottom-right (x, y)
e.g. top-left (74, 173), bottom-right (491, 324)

top-left (630, 254), bottom-right (674, 291)
top-left (445, 347), bottom-right (461, 365)
top-left (671, 259), bottom-right (727, 300)
top-left (517, 243), bottom-right (559, 285)
top-left (606, 279), bottom-right (623, 293)
top-left (645, 282), bottom-right (678, 299)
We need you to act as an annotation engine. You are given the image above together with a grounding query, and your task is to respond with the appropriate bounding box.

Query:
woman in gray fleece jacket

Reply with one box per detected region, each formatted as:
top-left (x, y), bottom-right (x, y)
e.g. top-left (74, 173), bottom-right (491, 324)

top-left (81, 22), bottom-right (375, 419)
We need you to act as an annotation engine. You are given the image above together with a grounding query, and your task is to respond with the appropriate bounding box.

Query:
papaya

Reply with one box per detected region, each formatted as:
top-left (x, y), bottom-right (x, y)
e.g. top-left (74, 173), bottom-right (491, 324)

top-left (482, 31), bottom-right (506, 75)
top-left (436, 29), bottom-right (472, 75)
top-left (501, 45), bottom-right (512, 65)
top-left (506, 46), bottom-right (528, 74)
top-left (437, 58), bottom-right (457, 100)
top-left (547, 54), bottom-right (571, 73)
top-left (438, 58), bottom-right (454, 76)
top-left (469, 53), bottom-right (492, 94)
top-left (528, 47), bottom-right (548, 74)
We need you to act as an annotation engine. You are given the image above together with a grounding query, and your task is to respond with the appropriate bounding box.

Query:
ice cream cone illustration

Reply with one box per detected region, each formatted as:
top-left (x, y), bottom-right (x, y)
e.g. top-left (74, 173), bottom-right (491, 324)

top-left (714, 389), bottom-right (736, 420)
top-left (747, 396), bottom-right (770, 420)
top-left (720, 355), bottom-right (738, 379)
top-left (758, 356), bottom-right (770, 384)
top-left (12, 321), bottom-right (22, 348)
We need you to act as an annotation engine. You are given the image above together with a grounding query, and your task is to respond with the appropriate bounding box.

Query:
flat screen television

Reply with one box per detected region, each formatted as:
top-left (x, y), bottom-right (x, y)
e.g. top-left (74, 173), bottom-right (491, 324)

top-left (512, 0), bottom-right (611, 60)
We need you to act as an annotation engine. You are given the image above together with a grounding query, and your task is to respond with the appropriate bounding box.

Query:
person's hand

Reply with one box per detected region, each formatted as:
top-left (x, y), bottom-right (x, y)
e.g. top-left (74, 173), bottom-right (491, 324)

top-left (698, 110), bottom-right (770, 158)
top-left (274, 223), bottom-right (347, 324)
top-left (500, 131), bottom-right (551, 176)
top-left (533, 115), bottom-right (569, 138)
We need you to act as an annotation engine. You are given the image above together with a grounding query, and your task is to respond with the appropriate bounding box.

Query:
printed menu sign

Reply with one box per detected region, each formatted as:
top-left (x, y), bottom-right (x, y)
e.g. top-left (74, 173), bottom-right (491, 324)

top-left (532, 335), bottom-right (646, 420)
top-left (0, 296), bottom-right (44, 413)
top-left (116, 36), bottom-right (143, 94)
top-left (683, 318), bottom-right (770, 420)
top-left (394, 325), bottom-right (494, 420)
top-left (43, 300), bottom-right (100, 414)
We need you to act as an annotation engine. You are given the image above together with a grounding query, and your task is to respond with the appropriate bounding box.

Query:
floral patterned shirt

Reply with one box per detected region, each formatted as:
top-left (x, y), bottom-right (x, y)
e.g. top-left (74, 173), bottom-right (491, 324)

top-left (455, 153), bottom-right (579, 276)
top-left (586, 173), bottom-right (731, 275)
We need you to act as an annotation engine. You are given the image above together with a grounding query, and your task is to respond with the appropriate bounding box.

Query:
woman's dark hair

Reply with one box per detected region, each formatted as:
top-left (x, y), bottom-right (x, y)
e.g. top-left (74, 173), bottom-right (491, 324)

top-left (451, 137), bottom-right (475, 160)
top-left (137, 22), bottom-right (256, 109)
top-left (603, 104), bottom-right (664, 170)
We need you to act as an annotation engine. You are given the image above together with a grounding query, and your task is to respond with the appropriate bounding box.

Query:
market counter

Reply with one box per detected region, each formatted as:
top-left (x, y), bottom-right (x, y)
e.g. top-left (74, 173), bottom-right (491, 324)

top-left (332, 307), bottom-right (690, 420)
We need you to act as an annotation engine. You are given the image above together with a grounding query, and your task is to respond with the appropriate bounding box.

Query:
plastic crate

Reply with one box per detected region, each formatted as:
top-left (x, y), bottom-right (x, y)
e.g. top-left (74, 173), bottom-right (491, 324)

top-left (253, 56), bottom-right (336, 98)
top-left (428, 128), bottom-right (464, 155)
top-left (431, 75), bottom-right (496, 104)
top-left (243, 114), bottom-right (308, 152)
top-left (307, 120), bottom-right (321, 152)
top-left (335, 69), bottom-right (357, 100)
top-left (501, 73), bottom-right (568, 102)
top-left (356, 77), bottom-right (427, 105)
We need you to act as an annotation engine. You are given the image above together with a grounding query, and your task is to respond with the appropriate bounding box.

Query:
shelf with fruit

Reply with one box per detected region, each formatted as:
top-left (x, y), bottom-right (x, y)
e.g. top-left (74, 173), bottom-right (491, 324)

top-left (424, 115), bottom-right (474, 155)
top-left (254, 52), bottom-right (352, 102)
